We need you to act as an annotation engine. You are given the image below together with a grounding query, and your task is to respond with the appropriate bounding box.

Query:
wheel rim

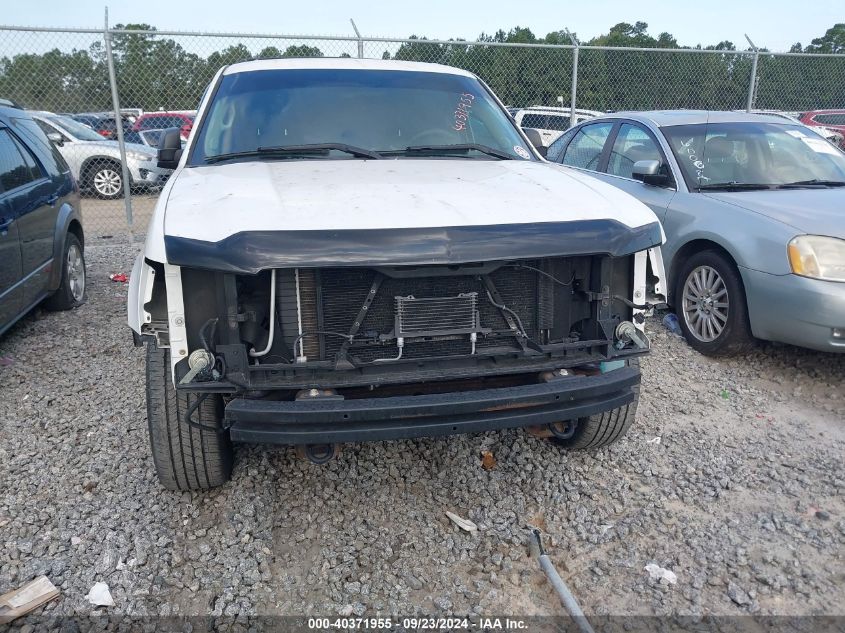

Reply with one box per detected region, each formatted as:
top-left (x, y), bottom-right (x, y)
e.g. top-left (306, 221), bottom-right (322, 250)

top-left (93, 168), bottom-right (121, 196)
top-left (67, 244), bottom-right (85, 301)
top-left (681, 265), bottom-right (729, 343)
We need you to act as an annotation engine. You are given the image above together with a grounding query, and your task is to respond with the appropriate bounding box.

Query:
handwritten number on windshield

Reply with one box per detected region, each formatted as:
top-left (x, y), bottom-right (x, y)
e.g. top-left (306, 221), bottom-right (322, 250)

top-left (453, 93), bottom-right (475, 131)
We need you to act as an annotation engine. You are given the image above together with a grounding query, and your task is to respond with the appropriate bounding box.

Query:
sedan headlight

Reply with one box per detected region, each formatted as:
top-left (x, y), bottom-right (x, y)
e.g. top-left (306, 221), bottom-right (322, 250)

top-left (126, 150), bottom-right (154, 161)
top-left (788, 235), bottom-right (845, 282)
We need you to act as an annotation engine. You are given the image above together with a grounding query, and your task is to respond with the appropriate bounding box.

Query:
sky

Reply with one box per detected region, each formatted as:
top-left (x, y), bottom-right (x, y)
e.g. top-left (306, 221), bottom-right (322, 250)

top-left (2, 0), bottom-right (842, 52)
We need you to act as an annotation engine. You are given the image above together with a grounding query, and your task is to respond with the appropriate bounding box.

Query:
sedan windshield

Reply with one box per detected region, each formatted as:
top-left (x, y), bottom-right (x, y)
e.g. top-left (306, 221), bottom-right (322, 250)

top-left (663, 122), bottom-right (845, 190)
top-left (49, 115), bottom-right (107, 142)
top-left (189, 69), bottom-right (533, 165)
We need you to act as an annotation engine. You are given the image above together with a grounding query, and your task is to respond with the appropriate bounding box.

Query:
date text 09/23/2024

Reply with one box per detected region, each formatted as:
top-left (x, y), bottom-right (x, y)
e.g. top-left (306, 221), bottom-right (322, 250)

top-left (307, 617), bottom-right (529, 630)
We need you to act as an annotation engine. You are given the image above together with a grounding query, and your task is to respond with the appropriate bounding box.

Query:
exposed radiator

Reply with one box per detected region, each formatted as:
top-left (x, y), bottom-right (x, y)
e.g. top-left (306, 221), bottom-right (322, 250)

top-left (273, 263), bottom-right (551, 363)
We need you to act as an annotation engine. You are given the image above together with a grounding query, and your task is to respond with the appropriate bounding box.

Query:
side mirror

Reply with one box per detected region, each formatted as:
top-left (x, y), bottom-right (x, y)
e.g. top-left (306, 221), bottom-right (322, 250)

top-left (632, 159), bottom-right (670, 186)
top-left (46, 132), bottom-right (64, 147)
top-left (157, 127), bottom-right (183, 169)
top-left (521, 128), bottom-right (547, 158)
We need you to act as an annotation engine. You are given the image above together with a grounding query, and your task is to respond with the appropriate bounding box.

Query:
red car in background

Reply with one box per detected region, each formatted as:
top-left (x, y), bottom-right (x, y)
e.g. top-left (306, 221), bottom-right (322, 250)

top-left (132, 112), bottom-right (195, 141)
top-left (799, 110), bottom-right (845, 147)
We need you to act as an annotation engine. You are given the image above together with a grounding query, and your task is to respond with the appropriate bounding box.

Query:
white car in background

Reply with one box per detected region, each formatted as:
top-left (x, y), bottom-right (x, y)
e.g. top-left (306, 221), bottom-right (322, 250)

top-left (28, 111), bottom-right (171, 199)
top-left (509, 106), bottom-right (603, 146)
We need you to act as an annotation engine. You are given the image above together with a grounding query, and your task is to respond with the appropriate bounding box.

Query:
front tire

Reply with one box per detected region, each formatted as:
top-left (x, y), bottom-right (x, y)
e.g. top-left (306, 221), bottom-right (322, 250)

top-left (675, 250), bottom-right (753, 356)
top-left (44, 233), bottom-right (86, 311)
top-left (146, 342), bottom-right (233, 490)
top-left (550, 358), bottom-right (640, 450)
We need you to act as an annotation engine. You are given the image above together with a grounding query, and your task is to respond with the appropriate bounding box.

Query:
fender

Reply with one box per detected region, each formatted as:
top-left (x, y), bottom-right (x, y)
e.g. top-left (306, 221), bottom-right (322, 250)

top-left (48, 201), bottom-right (83, 290)
top-left (665, 230), bottom-right (746, 286)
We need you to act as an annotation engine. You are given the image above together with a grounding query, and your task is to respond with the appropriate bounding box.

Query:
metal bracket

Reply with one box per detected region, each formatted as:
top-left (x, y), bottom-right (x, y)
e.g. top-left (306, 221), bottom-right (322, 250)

top-left (227, 310), bottom-right (256, 323)
top-left (335, 272), bottom-right (384, 367)
top-left (479, 275), bottom-right (540, 354)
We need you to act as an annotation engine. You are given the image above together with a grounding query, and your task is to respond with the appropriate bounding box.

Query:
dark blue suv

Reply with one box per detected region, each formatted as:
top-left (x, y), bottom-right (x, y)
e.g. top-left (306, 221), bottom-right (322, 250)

top-left (0, 103), bottom-right (86, 336)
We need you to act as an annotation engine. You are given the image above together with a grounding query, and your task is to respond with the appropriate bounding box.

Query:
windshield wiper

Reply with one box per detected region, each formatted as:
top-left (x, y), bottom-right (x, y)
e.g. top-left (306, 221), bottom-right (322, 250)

top-left (697, 182), bottom-right (775, 191)
top-left (775, 179), bottom-right (845, 188)
top-left (382, 144), bottom-right (514, 160)
top-left (204, 143), bottom-right (382, 164)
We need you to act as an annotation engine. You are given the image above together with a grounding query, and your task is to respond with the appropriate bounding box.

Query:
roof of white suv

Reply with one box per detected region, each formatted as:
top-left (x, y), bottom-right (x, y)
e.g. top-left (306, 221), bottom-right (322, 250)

top-left (223, 57), bottom-right (476, 77)
top-left (605, 110), bottom-right (792, 127)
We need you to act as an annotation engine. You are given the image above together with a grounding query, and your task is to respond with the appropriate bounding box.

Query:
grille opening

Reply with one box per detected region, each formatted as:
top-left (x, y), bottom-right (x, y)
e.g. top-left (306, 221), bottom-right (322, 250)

top-left (248, 255), bottom-right (620, 369)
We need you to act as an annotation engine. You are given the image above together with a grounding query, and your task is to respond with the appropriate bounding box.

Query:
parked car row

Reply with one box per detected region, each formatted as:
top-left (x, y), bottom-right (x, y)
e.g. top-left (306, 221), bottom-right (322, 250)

top-left (66, 110), bottom-right (195, 143)
top-left (508, 103), bottom-right (845, 151)
top-left (30, 111), bottom-right (170, 199)
top-left (538, 110), bottom-right (845, 354)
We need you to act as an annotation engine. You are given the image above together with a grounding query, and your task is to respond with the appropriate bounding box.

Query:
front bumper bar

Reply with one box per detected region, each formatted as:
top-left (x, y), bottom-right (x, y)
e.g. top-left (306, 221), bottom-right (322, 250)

top-left (224, 365), bottom-right (639, 444)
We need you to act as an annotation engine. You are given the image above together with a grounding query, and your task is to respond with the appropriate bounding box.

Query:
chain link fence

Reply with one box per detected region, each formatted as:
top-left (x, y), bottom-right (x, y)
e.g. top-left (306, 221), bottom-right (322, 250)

top-left (2, 24), bottom-right (844, 237)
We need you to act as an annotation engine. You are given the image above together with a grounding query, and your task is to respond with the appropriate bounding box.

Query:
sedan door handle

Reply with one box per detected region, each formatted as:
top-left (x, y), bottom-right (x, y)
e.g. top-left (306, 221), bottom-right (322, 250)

top-left (46, 194), bottom-right (59, 206)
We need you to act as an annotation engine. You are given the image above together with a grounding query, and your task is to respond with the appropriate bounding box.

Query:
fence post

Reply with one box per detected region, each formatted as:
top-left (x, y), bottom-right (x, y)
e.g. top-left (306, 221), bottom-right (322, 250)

top-left (350, 19), bottom-right (363, 59)
top-left (565, 29), bottom-right (579, 128)
top-left (745, 34), bottom-right (759, 112)
top-left (103, 7), bottom-right (133, 227)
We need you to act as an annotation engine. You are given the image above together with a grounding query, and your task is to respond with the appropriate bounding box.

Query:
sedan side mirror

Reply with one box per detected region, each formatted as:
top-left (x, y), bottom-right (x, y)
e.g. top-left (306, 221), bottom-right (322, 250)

top-left (157, 127), bottom-right (183, 169)
top-left (521, 128), bottom-right (547, 158)
top-left (46, 132), bottom-right (64, 147)
top-left (632, 159), bottom-right (670, 186)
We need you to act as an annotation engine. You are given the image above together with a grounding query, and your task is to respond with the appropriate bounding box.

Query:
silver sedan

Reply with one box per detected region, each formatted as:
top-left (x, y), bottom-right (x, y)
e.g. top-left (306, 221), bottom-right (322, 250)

top-left (545, 110), bottom-right (845, 354)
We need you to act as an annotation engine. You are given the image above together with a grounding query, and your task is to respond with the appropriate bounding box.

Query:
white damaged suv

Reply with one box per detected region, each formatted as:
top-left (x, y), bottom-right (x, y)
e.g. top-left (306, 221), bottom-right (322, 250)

top-left (128, 58), bottom-right (666, 490)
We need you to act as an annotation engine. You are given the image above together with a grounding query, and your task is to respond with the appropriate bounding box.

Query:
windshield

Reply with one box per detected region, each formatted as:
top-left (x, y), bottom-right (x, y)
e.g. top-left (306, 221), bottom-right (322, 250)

top-left (49, 115), bottom-right (107, 142)
top-left (663, 122), bottom-right (845, 190)
top-left (189, 69), bottom-right (533, 165)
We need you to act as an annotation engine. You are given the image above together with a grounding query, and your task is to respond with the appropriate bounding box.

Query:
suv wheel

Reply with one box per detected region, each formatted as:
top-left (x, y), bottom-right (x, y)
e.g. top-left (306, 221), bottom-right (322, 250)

top-left (146, 341), bottom-right (233, 490)
top-left (675, 250), bottom-right (753, 356)
top-left (44, 233), bottom-right (86, 311)
top-left (548, 358), bottom-right (640, 450)
top-left (90, 161), bottom-right (124, 199)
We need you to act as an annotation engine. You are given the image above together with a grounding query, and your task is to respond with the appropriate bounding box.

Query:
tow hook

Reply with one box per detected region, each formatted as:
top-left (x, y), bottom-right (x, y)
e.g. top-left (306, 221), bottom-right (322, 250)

top-left (294, 388), bottom-right (343, 464)
top-left (526, 370), bottom-right (579, 440)
top-left (297, 443), bottom-right (341, 464)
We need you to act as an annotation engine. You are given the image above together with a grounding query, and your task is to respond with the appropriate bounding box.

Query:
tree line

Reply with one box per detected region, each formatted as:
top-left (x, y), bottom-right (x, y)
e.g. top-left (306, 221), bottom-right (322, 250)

top-left (0, 21), bottom-right (842, 116)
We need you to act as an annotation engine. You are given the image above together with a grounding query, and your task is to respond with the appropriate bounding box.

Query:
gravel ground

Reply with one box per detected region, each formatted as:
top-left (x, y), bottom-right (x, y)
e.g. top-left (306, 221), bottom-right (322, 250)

top-left (1, 243), bottom-right (843, 628)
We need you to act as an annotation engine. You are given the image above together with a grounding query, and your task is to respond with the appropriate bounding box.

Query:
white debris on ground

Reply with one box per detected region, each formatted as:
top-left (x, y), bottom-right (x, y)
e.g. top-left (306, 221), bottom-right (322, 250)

top-left (85, 582), bottom-right (114, 607)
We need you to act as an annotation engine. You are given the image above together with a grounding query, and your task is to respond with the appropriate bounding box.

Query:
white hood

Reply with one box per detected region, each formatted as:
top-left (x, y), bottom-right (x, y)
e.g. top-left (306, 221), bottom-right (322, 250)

top-left (162, 159), bottom-right (658, 242)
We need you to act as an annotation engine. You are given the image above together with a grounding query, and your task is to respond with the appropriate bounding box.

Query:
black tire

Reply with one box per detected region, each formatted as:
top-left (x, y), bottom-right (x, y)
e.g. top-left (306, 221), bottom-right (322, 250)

top-left (675, 249), bottom-right (754, 356)
top-left (146, 341), bottom-right (233, 490)
top-left (44, 233), bottom-right (86, 311)
top-left (551, 358), bottom-right (640, 450)
top-left (88, 160), bottom-right (124, 199)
